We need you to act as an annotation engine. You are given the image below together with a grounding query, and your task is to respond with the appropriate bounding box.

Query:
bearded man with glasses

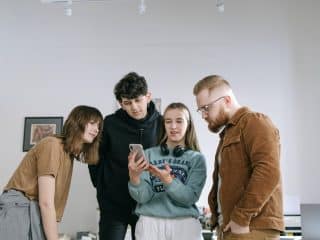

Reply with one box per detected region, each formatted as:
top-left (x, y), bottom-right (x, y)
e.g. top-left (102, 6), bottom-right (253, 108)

top-left (193, 75), bottom-right (284, 240)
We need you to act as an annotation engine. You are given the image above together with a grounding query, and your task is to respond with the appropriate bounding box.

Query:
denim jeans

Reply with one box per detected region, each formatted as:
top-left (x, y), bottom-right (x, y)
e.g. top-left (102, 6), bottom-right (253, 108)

top-left (99, 213), bottom-right (138, 240)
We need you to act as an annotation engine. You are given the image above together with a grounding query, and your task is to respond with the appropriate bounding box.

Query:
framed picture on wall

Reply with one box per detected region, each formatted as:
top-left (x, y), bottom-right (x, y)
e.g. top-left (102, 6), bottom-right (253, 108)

top-left (23, 116), bottom-right (63, 152)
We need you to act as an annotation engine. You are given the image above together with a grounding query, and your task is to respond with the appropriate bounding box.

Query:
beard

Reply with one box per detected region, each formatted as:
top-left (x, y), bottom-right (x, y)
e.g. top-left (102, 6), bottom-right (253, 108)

top-left (207, 108), bottom-right (229, 133)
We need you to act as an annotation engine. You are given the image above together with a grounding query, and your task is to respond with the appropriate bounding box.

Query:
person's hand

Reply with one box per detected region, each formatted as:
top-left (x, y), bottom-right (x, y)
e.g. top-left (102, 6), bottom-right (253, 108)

top-left (148, 163), bottom-right (173, 185)
top-left (224, 220), bottom-right (250, 234)
top-left (128, 151), bottom-right (149, 185)
top-left (203, 207), bottom-right (211, 216)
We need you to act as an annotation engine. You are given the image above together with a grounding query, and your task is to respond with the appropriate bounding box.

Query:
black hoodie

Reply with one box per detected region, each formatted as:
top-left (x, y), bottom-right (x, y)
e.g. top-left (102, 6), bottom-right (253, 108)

top-left (89, 101), bottom-right (162, 221)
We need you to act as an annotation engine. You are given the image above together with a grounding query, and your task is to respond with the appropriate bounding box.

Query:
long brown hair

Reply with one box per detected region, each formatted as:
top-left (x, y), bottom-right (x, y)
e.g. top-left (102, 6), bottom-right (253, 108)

top-left (158, 102), bottom-right (200, 152)
top-left (58, 105), bottom-right (103, 164)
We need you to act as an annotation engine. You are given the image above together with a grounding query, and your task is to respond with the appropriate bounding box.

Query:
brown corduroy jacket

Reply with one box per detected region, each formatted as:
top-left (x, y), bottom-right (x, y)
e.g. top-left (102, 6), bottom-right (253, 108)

top-left (208, 107), bottom-right (284, 232)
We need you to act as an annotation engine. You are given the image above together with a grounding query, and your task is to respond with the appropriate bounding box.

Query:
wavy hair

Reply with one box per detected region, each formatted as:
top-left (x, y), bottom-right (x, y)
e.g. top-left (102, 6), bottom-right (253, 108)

top-left (114, 72), bottom-right (148, 101)
top-left (158, 102), bottom-right (200, 152)
top-left (58, 105), bottom-right (103, 165)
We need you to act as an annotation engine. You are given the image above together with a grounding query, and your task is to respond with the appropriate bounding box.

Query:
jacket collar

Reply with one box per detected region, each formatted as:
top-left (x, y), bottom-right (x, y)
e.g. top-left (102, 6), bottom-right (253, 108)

top-left (227, 106), bottom-right (250, 127)
top-left (219, 107), bottom-right (250, 139)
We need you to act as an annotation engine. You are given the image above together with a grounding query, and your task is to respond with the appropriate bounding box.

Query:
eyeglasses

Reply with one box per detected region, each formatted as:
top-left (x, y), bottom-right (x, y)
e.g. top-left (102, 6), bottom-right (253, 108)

top-left (196, 96), bottom-right (226, 114)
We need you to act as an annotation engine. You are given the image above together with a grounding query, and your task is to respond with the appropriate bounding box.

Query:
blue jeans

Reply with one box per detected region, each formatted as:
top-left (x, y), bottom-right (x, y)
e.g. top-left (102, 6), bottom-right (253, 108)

top-left (99, 213), bottom-right (138, 240)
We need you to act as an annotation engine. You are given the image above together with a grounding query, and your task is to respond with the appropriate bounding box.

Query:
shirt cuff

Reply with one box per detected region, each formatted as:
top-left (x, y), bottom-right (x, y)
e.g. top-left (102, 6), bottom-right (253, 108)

top-left (230, 207), bottom-right (253, 226)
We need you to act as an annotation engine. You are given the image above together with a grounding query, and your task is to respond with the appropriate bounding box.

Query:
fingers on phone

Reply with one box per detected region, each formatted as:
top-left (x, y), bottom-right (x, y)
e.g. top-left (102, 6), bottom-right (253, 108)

top-left (128, 151), bottom-right (136, 163)
top-left (136, 157), bottom-right (147, 168)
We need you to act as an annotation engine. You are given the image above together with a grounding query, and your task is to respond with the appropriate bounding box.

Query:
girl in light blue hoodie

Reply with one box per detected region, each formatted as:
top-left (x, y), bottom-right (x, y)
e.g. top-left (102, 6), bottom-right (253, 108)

top-left (128, 102), bottom-right (207, 240)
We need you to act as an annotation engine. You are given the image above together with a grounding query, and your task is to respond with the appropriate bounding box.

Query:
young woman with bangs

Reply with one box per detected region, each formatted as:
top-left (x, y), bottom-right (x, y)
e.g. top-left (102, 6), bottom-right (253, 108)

top-left (0, 105), bottom-right (103, 240)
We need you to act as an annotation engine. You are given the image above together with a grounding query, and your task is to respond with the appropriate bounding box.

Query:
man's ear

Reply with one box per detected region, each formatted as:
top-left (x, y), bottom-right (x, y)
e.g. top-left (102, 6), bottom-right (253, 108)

top-left (146, 92), bottom-right (152, 103)
top-left (224, 95), bottom-right (232, 106)
top-left (118, 100), bottom-right (124, 109)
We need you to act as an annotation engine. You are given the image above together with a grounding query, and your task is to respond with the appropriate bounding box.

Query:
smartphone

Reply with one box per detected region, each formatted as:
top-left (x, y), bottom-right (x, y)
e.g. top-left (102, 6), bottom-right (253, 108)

top-left (129, 144), bottom-right (148, 162)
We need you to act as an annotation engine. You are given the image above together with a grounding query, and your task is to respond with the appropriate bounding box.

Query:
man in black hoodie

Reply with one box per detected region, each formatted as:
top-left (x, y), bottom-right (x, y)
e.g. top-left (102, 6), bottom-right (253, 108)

top-left (89, 72), bottom-right (162, 240)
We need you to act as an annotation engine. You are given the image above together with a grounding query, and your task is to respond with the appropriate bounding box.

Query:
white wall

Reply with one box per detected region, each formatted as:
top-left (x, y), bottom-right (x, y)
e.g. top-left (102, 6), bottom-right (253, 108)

top-left (289, 2), bottom-right (320, 204)
top-left (1, 0), bottom-right (319, 237)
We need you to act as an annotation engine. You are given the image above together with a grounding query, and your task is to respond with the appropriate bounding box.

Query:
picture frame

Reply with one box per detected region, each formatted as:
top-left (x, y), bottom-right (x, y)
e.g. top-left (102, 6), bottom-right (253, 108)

top-left (23, 116), bottom-right (63, 152)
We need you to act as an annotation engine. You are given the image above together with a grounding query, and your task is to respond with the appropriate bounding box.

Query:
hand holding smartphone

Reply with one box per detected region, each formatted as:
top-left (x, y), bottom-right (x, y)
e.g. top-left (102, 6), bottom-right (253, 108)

top-left (129, 144), bottom-right (148, 162)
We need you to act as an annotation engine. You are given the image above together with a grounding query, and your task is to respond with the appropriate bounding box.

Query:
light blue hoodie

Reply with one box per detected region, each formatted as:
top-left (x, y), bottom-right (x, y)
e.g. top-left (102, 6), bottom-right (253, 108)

top-left (128, 146), bottom-right (207, 218)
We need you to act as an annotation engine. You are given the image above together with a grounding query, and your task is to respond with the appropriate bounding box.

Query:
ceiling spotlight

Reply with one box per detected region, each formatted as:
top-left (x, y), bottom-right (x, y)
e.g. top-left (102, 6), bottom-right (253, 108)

top-left (64, 7), bottom-right (72, 16)
top-left (216, 0), bottom-right (224, 13)
top-left (139, 0), bottom-right (146, 15)
top-left (64, 0), bottom-right (72, 16)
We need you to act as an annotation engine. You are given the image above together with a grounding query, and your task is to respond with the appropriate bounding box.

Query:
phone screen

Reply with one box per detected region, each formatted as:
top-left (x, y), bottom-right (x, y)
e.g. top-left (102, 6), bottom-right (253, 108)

top-left (129, 144), bottom-right (147, 162)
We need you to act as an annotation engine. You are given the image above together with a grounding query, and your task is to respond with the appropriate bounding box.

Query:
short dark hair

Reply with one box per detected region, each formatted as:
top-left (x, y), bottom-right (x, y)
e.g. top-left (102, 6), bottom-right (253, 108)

top-left (114, 72), bottom-right (148, 101)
